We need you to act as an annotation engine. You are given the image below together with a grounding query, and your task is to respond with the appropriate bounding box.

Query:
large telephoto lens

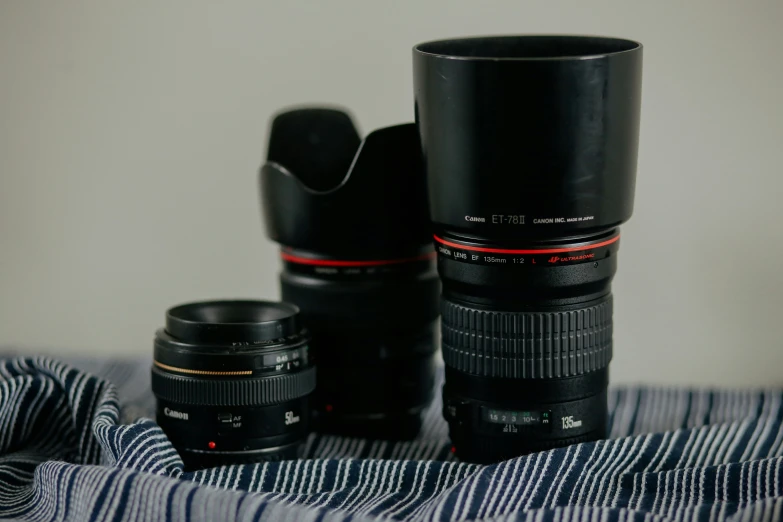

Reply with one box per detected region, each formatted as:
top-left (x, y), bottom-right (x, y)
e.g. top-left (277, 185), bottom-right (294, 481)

top-left (151, 300), bottom-right (315, 469)
top-left (414, 35), bottom-right (642, 463)
top-left (260, 108), bottom-right (439, 439)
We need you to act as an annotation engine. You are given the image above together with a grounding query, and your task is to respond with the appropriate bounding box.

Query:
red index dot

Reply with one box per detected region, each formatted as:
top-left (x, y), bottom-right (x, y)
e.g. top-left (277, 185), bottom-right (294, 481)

top-left (208, 441), bottom-right (216, 449)
top-left (325, 405), bottom-right (333, 412)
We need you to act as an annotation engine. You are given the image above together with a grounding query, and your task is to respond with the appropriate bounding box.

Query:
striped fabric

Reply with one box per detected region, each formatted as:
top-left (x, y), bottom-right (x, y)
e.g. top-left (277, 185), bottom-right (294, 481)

top-left (0, 356), bottom-right (781, 521)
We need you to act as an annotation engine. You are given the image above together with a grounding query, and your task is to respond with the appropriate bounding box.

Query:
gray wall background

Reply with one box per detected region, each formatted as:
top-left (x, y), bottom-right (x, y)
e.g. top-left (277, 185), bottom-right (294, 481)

top-left (1, 1), bottom-right (781, 386)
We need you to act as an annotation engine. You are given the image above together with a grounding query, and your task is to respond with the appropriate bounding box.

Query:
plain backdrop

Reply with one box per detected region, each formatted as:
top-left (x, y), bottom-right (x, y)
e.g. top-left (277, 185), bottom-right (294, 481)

top-left (1, 1), bottom-right (782, 386)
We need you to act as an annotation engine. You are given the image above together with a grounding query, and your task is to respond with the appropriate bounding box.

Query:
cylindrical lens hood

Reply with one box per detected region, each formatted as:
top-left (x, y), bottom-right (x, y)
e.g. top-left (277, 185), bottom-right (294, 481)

top-left (414, 35), bottom-right (643, 240)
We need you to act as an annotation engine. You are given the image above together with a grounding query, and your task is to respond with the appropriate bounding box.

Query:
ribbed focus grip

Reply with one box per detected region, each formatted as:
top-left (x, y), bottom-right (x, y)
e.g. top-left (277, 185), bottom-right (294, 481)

top-left (441, 297), bottom-right (612, 378)
top-left (151, 366), bottom-right (316, 406)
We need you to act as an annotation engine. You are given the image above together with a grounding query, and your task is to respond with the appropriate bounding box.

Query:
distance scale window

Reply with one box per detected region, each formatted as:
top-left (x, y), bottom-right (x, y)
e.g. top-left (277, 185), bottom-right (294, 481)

top-left (254, 346), bottom-right (308, 372)
top-left (482, 407), bottom-right (551, 427)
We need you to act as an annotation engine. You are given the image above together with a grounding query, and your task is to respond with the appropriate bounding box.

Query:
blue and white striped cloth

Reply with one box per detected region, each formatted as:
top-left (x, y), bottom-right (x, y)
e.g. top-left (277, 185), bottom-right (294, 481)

top-left (0, 355), bottom-right (781, 521)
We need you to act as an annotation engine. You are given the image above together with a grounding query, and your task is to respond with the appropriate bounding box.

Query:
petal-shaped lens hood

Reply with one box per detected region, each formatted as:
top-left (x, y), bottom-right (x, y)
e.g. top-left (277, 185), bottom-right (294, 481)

top-left (261, 108), bottom-right (431, 256)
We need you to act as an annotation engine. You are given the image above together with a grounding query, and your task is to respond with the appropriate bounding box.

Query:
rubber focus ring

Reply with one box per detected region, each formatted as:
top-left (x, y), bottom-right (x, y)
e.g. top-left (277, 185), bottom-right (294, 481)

top-left (441, 297), bottom-right (612, 378)
top-left (151, 366), bottom-right (316, 406)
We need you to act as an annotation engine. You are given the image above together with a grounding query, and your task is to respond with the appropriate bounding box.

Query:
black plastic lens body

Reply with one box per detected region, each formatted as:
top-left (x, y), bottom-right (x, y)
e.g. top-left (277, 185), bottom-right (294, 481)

top-left (261, 109), bottom-right (439, 439)
top-left (152, 300), bottom-right (315, 470)
top-left (414, 36), bottom-right (642, 463)
top-left (437, 235), bottom-right (616, 463)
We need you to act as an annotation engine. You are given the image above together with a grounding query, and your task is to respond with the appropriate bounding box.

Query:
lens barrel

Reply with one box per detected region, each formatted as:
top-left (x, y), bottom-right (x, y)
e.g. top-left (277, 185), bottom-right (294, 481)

top-left (261, 108), bottom-right (439, 439)
top-left (152, 300), bottom-right (315, 470)
top-left (414, 36), bottom-right (642, 462)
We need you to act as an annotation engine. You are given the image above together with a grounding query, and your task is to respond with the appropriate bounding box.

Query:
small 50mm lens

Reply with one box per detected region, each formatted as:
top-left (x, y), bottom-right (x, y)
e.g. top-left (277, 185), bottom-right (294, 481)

top-left (151, 300), bottom-right (315, 470)
top-left (414, 35), bottom-right (643, 463)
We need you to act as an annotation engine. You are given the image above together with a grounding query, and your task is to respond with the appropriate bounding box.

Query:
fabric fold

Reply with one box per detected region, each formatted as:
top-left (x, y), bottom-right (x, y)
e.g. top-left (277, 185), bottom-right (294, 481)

top-left (0, 356), bottom-right (781, 522)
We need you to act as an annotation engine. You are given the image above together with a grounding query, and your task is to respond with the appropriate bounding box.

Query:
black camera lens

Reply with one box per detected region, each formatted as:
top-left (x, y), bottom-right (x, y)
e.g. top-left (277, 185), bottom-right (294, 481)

top-left (413, 35), bottom-right (642, 462)
top-left (151, 300), bottom-right (315, 470)
top-left (260, 108), bottom-right (439, 439)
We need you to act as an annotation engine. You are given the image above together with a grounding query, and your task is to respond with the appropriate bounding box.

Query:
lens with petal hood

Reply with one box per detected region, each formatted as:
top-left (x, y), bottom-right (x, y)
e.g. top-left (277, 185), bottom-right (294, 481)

top-left (260, 108), bottom-right (440, 439)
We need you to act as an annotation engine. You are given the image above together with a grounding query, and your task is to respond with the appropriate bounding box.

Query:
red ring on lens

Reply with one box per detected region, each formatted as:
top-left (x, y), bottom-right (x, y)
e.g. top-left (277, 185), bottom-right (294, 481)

top-left (280, 251), bottom-right (436, 267)
top-left (433, 234), bottom-right (619, 254)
